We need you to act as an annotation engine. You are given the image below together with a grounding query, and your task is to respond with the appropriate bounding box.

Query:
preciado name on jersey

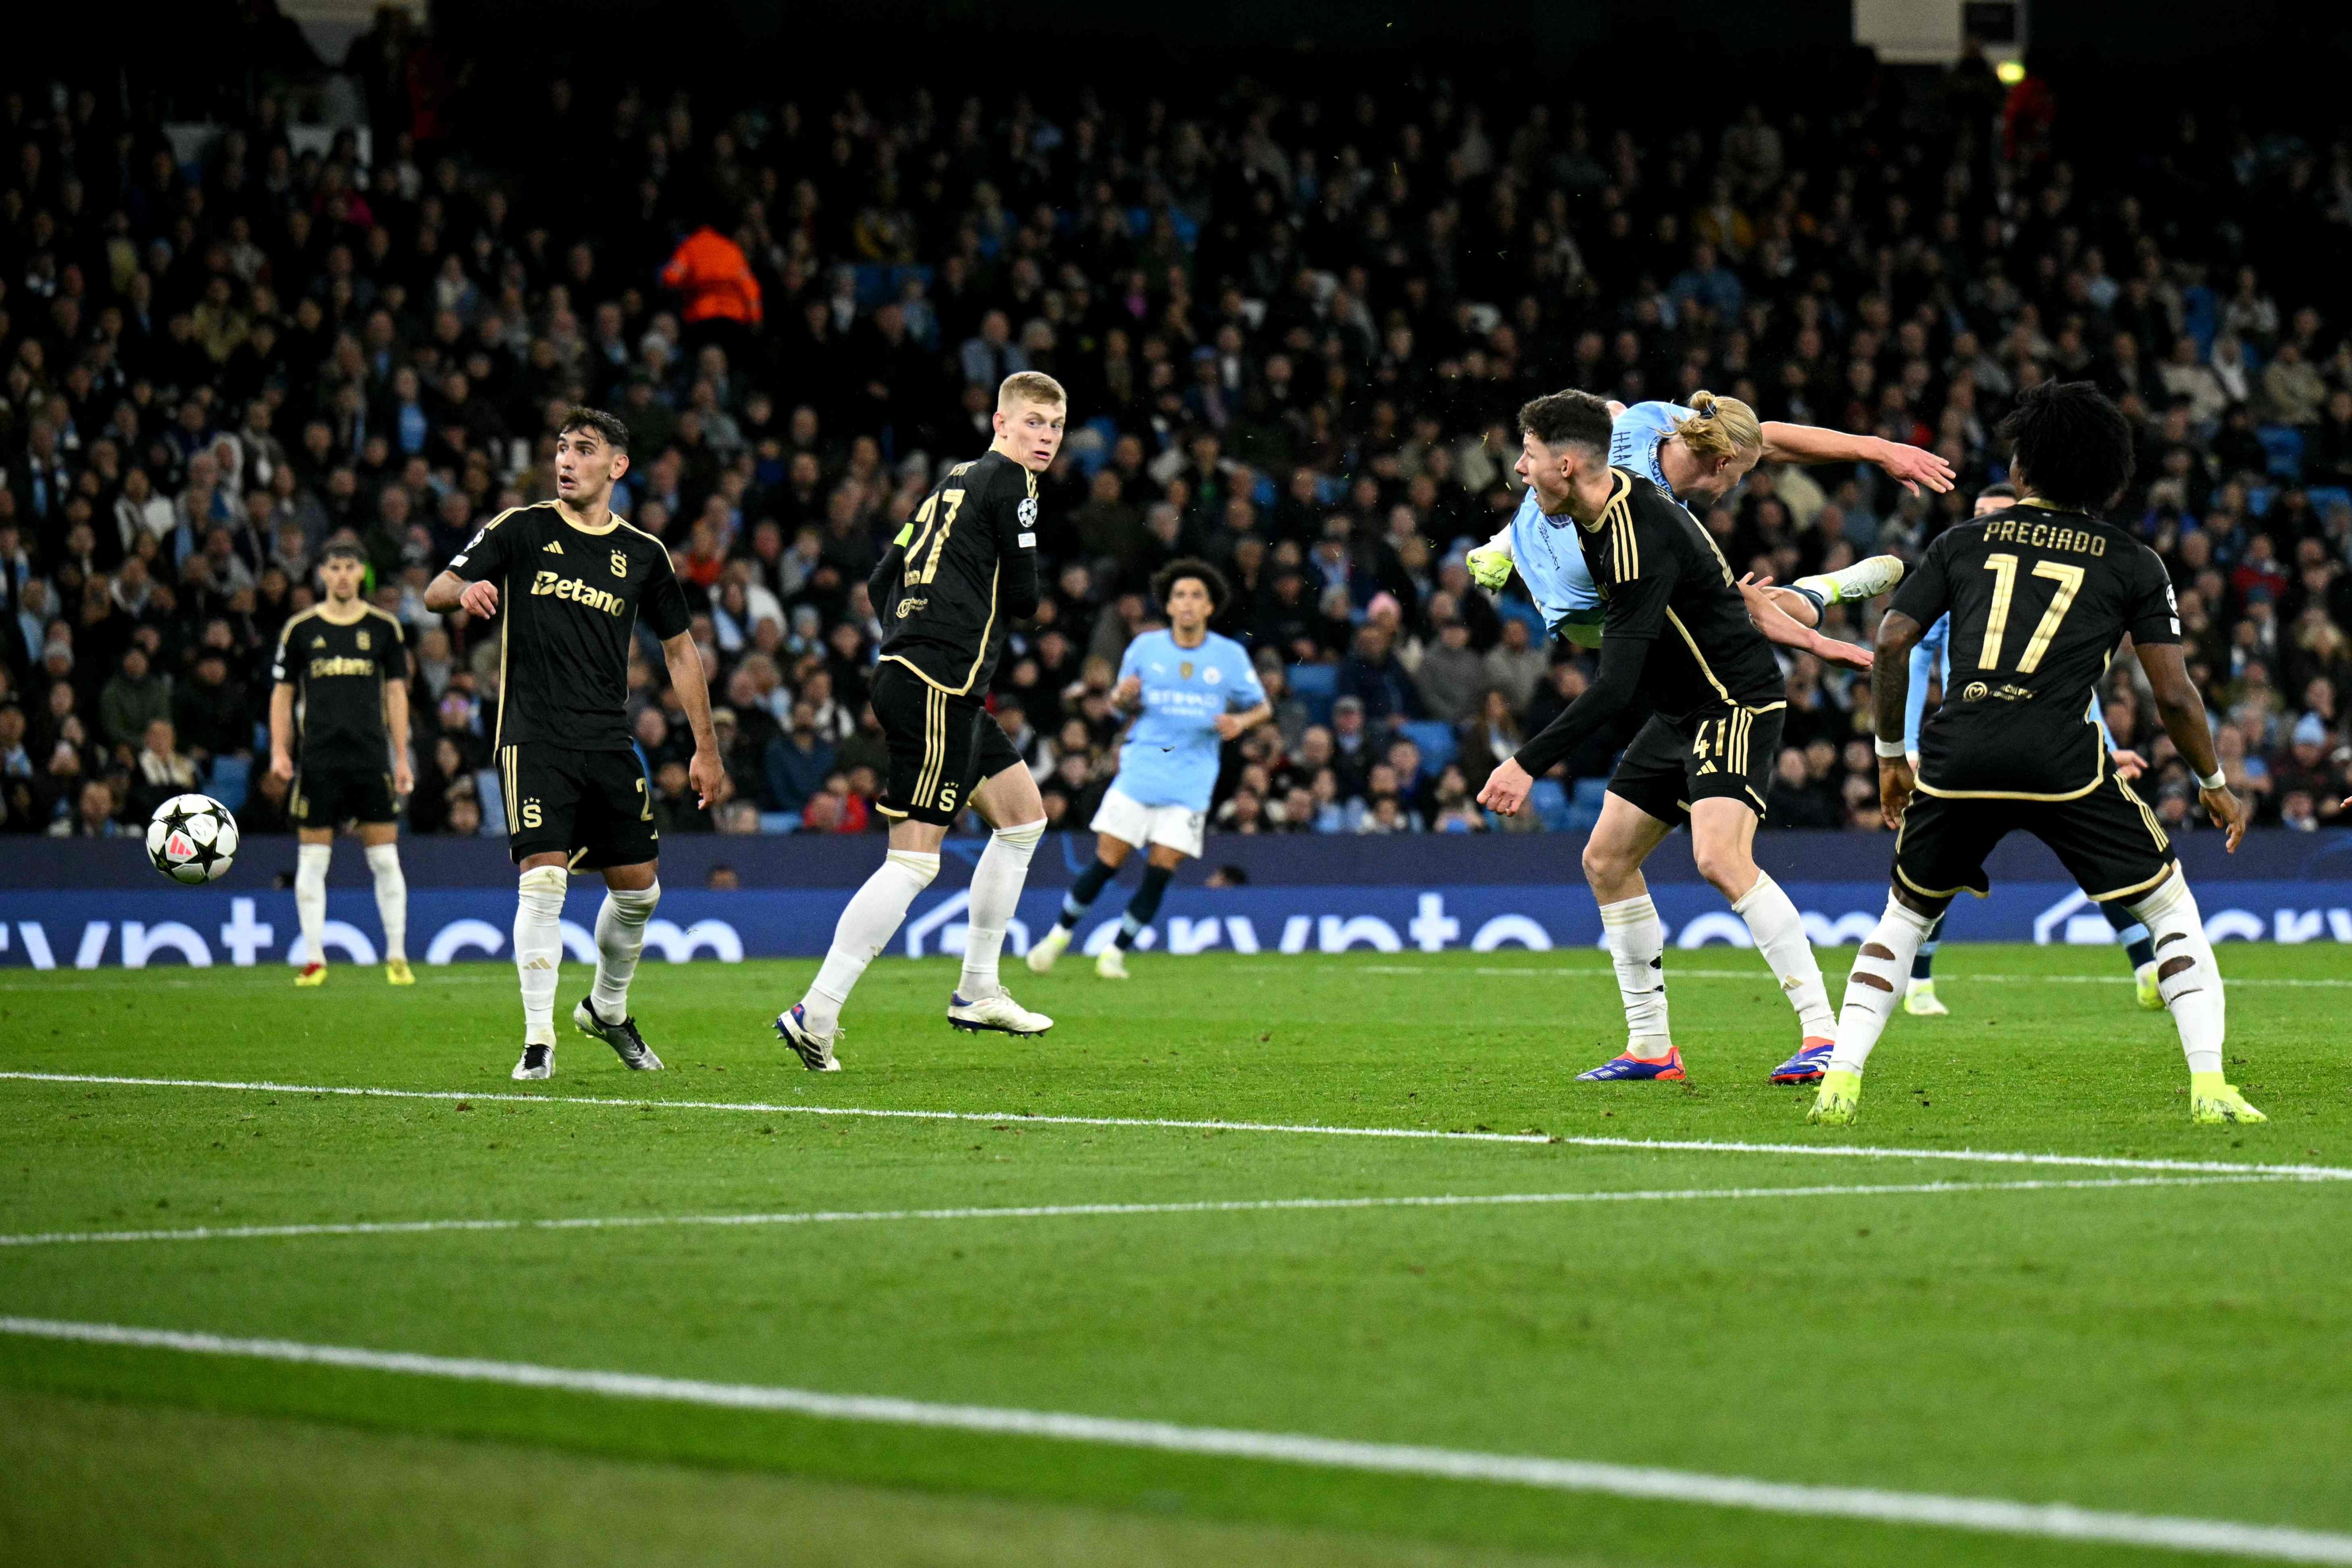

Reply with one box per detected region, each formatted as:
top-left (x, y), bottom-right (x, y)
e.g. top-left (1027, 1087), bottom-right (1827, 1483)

top-left (529, 569), bottom-right (628, 616)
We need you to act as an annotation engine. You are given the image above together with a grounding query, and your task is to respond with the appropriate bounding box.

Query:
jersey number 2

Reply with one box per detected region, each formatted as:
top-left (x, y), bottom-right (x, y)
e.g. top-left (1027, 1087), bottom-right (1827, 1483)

top-left (903, 488), bottom-right (965, 586)
top-left (1977, 554), bottom-right (2085, 675)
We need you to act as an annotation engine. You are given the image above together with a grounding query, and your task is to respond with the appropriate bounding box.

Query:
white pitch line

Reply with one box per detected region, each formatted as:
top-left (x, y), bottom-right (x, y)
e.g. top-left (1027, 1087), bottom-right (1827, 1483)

top-left (1357, 965), bottom-right (2352, 987)
top-left (3, 1316), bottom-right (2347, 1563)
top-left (0, 1174), bottom-right (2304, 1252)
top-left (7, 1070), bottom-right (2352, 1183)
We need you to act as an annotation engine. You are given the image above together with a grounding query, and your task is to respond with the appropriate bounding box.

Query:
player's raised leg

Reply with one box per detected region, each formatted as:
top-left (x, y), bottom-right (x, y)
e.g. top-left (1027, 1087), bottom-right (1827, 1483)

top-left (949, 760), bottom-right (1052, 1032)
top-left (1575, 792), bottom-right (1682, 1079)
top-left (1029, 832), bottom-right (1132, 974)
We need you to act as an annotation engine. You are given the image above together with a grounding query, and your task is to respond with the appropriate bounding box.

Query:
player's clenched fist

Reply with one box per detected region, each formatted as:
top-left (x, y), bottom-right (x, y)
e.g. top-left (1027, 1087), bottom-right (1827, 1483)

top-left (1477, 757), bottom-right (1534, 816)
top-left (459, 579), bottom-right (500, 617)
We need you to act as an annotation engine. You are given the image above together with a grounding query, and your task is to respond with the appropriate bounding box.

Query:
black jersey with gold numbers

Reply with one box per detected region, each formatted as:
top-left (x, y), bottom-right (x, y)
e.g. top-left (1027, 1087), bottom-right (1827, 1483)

top-left (1581, 469), bottom-right (1785, 720)
top-left (1891, 503), bottom-right (2179, 799)
top-left (448, 501), bottom-right (692, 752)
top-left (875, 449), bottom-right (1042, 695)
top-left (271, 604), bottom-right (406, 768)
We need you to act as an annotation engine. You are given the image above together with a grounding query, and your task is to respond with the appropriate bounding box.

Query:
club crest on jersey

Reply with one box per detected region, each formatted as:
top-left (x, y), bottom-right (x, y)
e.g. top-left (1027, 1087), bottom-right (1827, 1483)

top-left (611, 550), bottom-right (629, 578)
top-left (1203, 666), bottom-right (1222, 684)
top-left (356, 629), bottom-right (370, 650)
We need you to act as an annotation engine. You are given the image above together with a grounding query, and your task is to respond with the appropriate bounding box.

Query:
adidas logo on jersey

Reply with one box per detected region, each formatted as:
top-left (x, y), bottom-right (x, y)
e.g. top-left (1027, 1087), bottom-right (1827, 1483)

top-left (543, 540), bottom-right (565, 554)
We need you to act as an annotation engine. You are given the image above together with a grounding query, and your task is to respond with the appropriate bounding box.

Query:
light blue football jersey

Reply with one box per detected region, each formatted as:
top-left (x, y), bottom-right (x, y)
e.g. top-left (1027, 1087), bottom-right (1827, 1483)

top-left (1114, 629), bottom-right (1266, 810)
top-left (1504, 484), bottom-right (1602, 638)
top-left (1608, 399), bottom-right (1688, 502)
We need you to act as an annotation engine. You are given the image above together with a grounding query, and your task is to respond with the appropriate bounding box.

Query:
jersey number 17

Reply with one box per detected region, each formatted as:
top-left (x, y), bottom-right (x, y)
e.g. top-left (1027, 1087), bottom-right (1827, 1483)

top-left (1976, 554), bottom-right (2084, 675)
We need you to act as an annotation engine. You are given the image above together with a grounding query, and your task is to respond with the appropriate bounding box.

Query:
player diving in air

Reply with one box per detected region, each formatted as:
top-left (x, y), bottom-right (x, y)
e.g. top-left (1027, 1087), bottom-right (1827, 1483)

top-left (1813, 381), bottom-right (2261, 1127)
top-left (1476, 391), bottom-right (1842, 1085)
top-left (1897, 481), bottom-right (2164, 1018)
top-left (1027, 559), bottom-right (1271, 979)
top-left (1466, 390), bottom-right (1955, 657)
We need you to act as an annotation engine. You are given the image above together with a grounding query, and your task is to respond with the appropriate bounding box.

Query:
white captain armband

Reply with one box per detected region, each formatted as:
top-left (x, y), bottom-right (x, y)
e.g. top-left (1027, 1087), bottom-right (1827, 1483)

top-left (1875, 737), bottom-right (1909, 759)
top-left (2196, 767), bottom-right (2226, 790)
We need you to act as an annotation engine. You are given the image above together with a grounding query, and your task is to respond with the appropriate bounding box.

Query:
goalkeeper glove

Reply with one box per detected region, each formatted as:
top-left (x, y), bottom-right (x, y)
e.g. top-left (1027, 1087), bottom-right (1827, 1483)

top-left (1466, 544), bottom-right (1513, 592)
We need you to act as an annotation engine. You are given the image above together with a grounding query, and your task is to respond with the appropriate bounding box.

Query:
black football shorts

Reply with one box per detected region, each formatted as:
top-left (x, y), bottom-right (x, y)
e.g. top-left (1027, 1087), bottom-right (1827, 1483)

top-left (290, 761), bottom-right (397, 827)
top-left (500, 741), bottom-right (660, 869)
top-left (1894, 764), bottom-right (2175, 905)
top-left (872, 661), bottom-right (1023, 828)
top-left (1606, 702), bottom-right (1785, 825)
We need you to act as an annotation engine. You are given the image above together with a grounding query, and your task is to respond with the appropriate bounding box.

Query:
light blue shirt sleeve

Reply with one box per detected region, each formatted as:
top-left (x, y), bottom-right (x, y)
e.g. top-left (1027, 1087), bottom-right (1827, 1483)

top-left (1904, 614), bottom-right (1951, 754)
top-left (1226, 639), bottom-right (1268, 706)
top-left (1608, 401), bottom-right (1685, 497)
top-left (1118, 635), bottom-right (1146, 682)
top-left (2091, 697), bottom-right (2117, 752)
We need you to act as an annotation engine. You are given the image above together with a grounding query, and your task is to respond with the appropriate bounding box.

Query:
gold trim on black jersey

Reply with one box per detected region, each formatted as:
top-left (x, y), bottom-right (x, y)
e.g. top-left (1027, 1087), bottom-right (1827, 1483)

top-left (1913, 743), bottom-right (2108, 802)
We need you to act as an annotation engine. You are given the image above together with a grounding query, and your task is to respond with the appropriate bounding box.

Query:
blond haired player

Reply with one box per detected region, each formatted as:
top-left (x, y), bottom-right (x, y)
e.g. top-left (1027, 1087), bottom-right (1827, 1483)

top-left (777, 373), bottom-right (1067, 1068)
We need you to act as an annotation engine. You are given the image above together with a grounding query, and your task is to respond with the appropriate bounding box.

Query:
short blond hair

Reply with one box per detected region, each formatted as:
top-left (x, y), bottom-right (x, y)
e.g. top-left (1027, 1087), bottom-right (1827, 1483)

top-left (1672, 389), bottom-right (1762, 459)
top-left (998, 371), bottom-right (1067, 410)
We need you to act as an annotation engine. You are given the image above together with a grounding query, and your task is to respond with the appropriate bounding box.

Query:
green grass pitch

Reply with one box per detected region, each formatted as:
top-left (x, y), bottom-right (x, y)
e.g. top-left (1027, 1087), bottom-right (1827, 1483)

top-left (3, 943), bottom-right (2349, 1567)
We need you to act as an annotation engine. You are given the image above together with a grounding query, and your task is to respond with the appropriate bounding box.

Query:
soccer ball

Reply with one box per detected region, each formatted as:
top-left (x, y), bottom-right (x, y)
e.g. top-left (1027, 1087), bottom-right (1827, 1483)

top-left (146, 794), bottom-right (241, 885)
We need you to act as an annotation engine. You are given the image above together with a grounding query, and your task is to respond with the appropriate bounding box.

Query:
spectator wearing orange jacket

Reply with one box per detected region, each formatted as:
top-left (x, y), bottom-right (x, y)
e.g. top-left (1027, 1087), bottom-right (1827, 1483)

top-left (661, 225), bottom-right (763, 361)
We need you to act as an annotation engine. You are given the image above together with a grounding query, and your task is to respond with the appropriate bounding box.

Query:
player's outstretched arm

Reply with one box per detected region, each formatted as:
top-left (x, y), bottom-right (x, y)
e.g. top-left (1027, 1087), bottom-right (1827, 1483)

top-left (2135, 640), bottom-right (2247, 851)
top-left (1478, 631), bottom-right (1646, 816)
top-left (423, 569), bottom-right (498, 618)
top-left (1759, 422), bottom-right (1955, 497)
top-left (661, 629), bottom-right (732, 810)
top-left (1870, 609), bottom-right (1927, 827)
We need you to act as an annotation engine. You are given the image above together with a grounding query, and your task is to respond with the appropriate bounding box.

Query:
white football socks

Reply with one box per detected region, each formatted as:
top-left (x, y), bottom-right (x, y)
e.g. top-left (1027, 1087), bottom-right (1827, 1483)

top-left (1731, 871), bottom-right (1835, 1038)
top-left (592, 882), bottom-right (660, 1024)
top-left (961, 818), bottom-right (1044, 1002)
top-left (1598, 893), bottom-right (1671, 1057)
top-left (802, 849), bottom-right (940, 1036)
top-left (2126, 871), bottom-right (2225, 1075)
top-left (364, 842), bottom-right (407, 963)
top-left (294, 843), bottom-right (330, 965)
top-left (513, 864), bottom-right (568, 1046)
top-left (1825, 894), bottom-right (1939, 1078)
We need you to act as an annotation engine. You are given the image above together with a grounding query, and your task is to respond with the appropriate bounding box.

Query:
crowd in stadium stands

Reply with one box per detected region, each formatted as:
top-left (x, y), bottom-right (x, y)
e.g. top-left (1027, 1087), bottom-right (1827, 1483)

top-left (3, 34), bottom-right (2351, 846)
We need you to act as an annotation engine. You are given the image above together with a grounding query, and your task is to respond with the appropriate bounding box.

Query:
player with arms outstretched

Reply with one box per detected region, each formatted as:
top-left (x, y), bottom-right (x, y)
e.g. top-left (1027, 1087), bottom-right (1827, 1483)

top-left (1028, 558), bottom-right (1270, 979)
top-left (1476, 391), bottom-right (1841, 1084)
top-left (1466, 391), bottom-right (1952, 652)
top-left (776, 372), bottom-right (1067, 1068)
top-left (1898, 481), bottom-right (2164, 1018)
top-left (423, 408), bottom-right (728, 1080)
top-left (270, 539), bottom-right (414, 986)
top-left (1812, 381), bottom-right (2260, 1127)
